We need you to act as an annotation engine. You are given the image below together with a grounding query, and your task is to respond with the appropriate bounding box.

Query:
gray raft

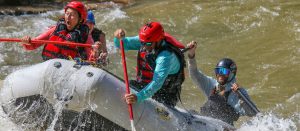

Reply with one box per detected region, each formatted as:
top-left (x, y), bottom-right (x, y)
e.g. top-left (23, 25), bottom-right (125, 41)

top-left (0, 59), bottom-right (235, 131)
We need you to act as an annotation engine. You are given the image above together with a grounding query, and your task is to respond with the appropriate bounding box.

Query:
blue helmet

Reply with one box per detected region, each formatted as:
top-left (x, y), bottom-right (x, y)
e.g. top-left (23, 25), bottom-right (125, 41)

top-left (87, 10), bottom-right (95, 24)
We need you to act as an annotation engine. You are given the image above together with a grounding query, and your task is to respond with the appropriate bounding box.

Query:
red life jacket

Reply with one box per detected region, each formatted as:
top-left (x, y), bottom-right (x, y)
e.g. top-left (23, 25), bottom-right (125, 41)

top-left (42, 19), bottom-right (89, 61)
top-left (136, 33), bottom-right (185, 84)
top-left (136, 51), bottom-right (154, 83)
top-left (135, 33), bottom-right (186, 107)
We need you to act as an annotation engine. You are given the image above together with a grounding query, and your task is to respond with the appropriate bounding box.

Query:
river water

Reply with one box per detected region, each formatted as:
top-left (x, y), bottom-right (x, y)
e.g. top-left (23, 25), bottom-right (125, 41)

top-left (0, 0), bottom-right (300, 130)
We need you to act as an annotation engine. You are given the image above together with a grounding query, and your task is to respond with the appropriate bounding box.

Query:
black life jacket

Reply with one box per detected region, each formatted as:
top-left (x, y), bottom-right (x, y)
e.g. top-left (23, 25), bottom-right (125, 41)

top-left (135, 40), bottom-right (186, 107)
top-left (42, 18), bottom-right (89, 61)
top-left (200, 88), bottom-right (240, 125)
top-left (91, 28), bottom-right (104, 42)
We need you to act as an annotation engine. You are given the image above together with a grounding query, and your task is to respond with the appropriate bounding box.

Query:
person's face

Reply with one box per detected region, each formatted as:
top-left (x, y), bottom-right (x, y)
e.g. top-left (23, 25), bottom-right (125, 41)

top-left (64, 8), bottom-right (80, 30)
top-left (86, 22), bottom-right (94, 34)
top-left (215, 67), bottom-right (230, 85)
top-left (216, 74), bottom-right (229, 85)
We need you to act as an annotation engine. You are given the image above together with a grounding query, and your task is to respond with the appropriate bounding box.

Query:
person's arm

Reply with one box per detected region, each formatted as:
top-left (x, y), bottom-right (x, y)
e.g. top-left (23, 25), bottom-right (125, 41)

top-left (113, 36), bottom-right (141, 50)
top-left (136, 51), bottom-right (180, 102)
top-left (22, 26), bottom-right (56, 50)
top-left (97, 33), bottom-right (108, 61)
top-left (233, 88), bottom-right (258, 117)
top-left (99, 33), bottom-right (107, 53)
top-left (113, 29), bottom-right (141, 50)
top-left (188, 58), bottom-right (217, 97)
top-left (88, 29), bottom-right (108, 62)
top-left (187, 41), bottom-right (216, 97)
top-left (86, 34), bottom-right (95, 61)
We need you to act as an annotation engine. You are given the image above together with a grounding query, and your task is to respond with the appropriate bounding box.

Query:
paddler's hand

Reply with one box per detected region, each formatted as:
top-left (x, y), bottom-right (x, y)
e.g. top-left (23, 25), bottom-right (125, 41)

top-left (114, 29), bottom-right (126, 39)
top-left (94, 41), bottom-right (107, 58)
top-left (187, 41), bottom-right (197, 59)
top-left (90, 43), bottom-right (100, 61)
top-left (92, 41), bottom-right (108, 64)
top-left (96, 52), bottom-right (108, 66)
top-left (125, 93), bottom-right (137, 104)
top-left (231, 83), bottom-right (240, 92)
top-left (21, 36), bottom-right (32, 46)
top-left (99, 52), bottom-right (108, 61)
top-left (92, 42), bottom-right (101, 51)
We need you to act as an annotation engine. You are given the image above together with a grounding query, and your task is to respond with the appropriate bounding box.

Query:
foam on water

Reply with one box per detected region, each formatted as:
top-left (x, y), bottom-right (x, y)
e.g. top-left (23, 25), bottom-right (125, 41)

top-left (46, 101), bottom-right (65, 131)
top-left (0, 55), bottom-right (4, 64)
top-left (238, 112), bottom-right (298, 131)
top-left (0, 80), bottom-right (20, 131)
top-left (0, 108), bottom-right (20, 131)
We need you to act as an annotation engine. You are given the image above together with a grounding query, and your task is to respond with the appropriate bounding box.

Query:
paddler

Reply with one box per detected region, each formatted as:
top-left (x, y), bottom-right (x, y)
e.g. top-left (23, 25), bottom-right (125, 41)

top-left (20, 1), bottom-right (98, 62)
top-left (114, 22), bottom-right (186, 107)
top-left (186, 41), bottom-right (259, 125)
top-left (86, 10), bottom-right (108, 65)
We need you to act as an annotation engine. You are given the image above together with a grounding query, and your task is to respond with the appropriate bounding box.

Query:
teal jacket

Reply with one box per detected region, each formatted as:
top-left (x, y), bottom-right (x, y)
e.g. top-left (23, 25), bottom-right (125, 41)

top-left (114, 36), bottom-right (181, 103)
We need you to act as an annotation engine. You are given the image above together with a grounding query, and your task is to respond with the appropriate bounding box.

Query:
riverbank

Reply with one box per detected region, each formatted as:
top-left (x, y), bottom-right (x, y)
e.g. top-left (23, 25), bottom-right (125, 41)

top-left (0, 5), bottom-right (60, 15)
top-left (0, 0), bottom-right (132, 15)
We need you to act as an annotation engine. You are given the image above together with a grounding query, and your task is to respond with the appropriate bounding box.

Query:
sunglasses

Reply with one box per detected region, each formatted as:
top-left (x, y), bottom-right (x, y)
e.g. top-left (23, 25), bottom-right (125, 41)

top-left (141, 42), bottom-right (153, 46)
top-left (215, 67), bottom-right (231, 76)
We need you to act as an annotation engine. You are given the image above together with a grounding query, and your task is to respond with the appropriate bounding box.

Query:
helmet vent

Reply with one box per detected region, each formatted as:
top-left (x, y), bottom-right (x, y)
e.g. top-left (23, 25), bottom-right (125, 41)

top-left (146, 23), bottom-right (153, 28)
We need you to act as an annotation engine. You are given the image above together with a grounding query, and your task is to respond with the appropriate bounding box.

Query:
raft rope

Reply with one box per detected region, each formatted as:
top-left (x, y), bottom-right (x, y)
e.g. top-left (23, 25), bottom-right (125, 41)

top-left (67, 56), bottom-right (107, 68)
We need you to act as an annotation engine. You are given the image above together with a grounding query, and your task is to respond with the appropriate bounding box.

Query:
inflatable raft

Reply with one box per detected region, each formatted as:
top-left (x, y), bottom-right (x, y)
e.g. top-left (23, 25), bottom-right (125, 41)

top-left (0, 59), bottom-right (235, 130)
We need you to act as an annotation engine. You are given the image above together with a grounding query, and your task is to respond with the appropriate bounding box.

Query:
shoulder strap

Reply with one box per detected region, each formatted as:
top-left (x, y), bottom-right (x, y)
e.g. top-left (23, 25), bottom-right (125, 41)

top-left (224, 90), bottom-right (232, 102)
top-left (75, 24), bottom-right (89, 43)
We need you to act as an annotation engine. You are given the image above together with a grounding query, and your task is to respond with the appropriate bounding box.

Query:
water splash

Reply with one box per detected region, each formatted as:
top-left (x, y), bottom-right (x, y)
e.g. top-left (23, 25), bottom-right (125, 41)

top-left (238, 112), bottom-right (297, 131)
top-left (0, 107), bottom-right (20, 131)
top-left (1, 95), bottom-right (55, 131)
top-left (95, 2), bottom-right (128, 24)
top-left (46, 101), bottom-right (65, 131)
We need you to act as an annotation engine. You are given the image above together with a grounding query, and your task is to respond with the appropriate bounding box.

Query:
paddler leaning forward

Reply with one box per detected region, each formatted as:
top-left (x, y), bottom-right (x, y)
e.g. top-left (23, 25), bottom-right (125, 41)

top-left (114, 22), bottom-right (186, 108)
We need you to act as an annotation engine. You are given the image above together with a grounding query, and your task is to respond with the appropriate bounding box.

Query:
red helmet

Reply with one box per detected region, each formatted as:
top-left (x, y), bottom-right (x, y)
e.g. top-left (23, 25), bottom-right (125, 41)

top-left (139, 22), bottom-right (165, 43)
top-left (64, 1), bottom-right (87, 22)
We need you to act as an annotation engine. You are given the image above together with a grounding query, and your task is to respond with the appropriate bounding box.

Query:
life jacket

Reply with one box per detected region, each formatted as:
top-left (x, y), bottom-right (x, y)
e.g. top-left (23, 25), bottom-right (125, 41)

top-left (42, 18), bottom-right (89, 61)
top-left (135, 33), bottom-right (186, 107)
top-left (91, 28), bottom-right (104, 42)
top-left (200, 88), bottom-right (240, 125)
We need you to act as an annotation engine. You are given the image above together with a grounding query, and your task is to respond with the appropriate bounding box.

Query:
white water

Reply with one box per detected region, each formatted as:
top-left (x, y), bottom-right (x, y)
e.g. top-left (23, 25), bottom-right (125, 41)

top-left (1, 104), bottom-right (298, 131)
top-left (0, 108), bottom-right (20, 131)
top-left (46, 101), bottom-right (65, 131)
top-left (0, 80), bottom-right (19, 131)
top-left (1, 1), bottom-right (300, 130)
top-left (238, 112), bottom-right (299, 131)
